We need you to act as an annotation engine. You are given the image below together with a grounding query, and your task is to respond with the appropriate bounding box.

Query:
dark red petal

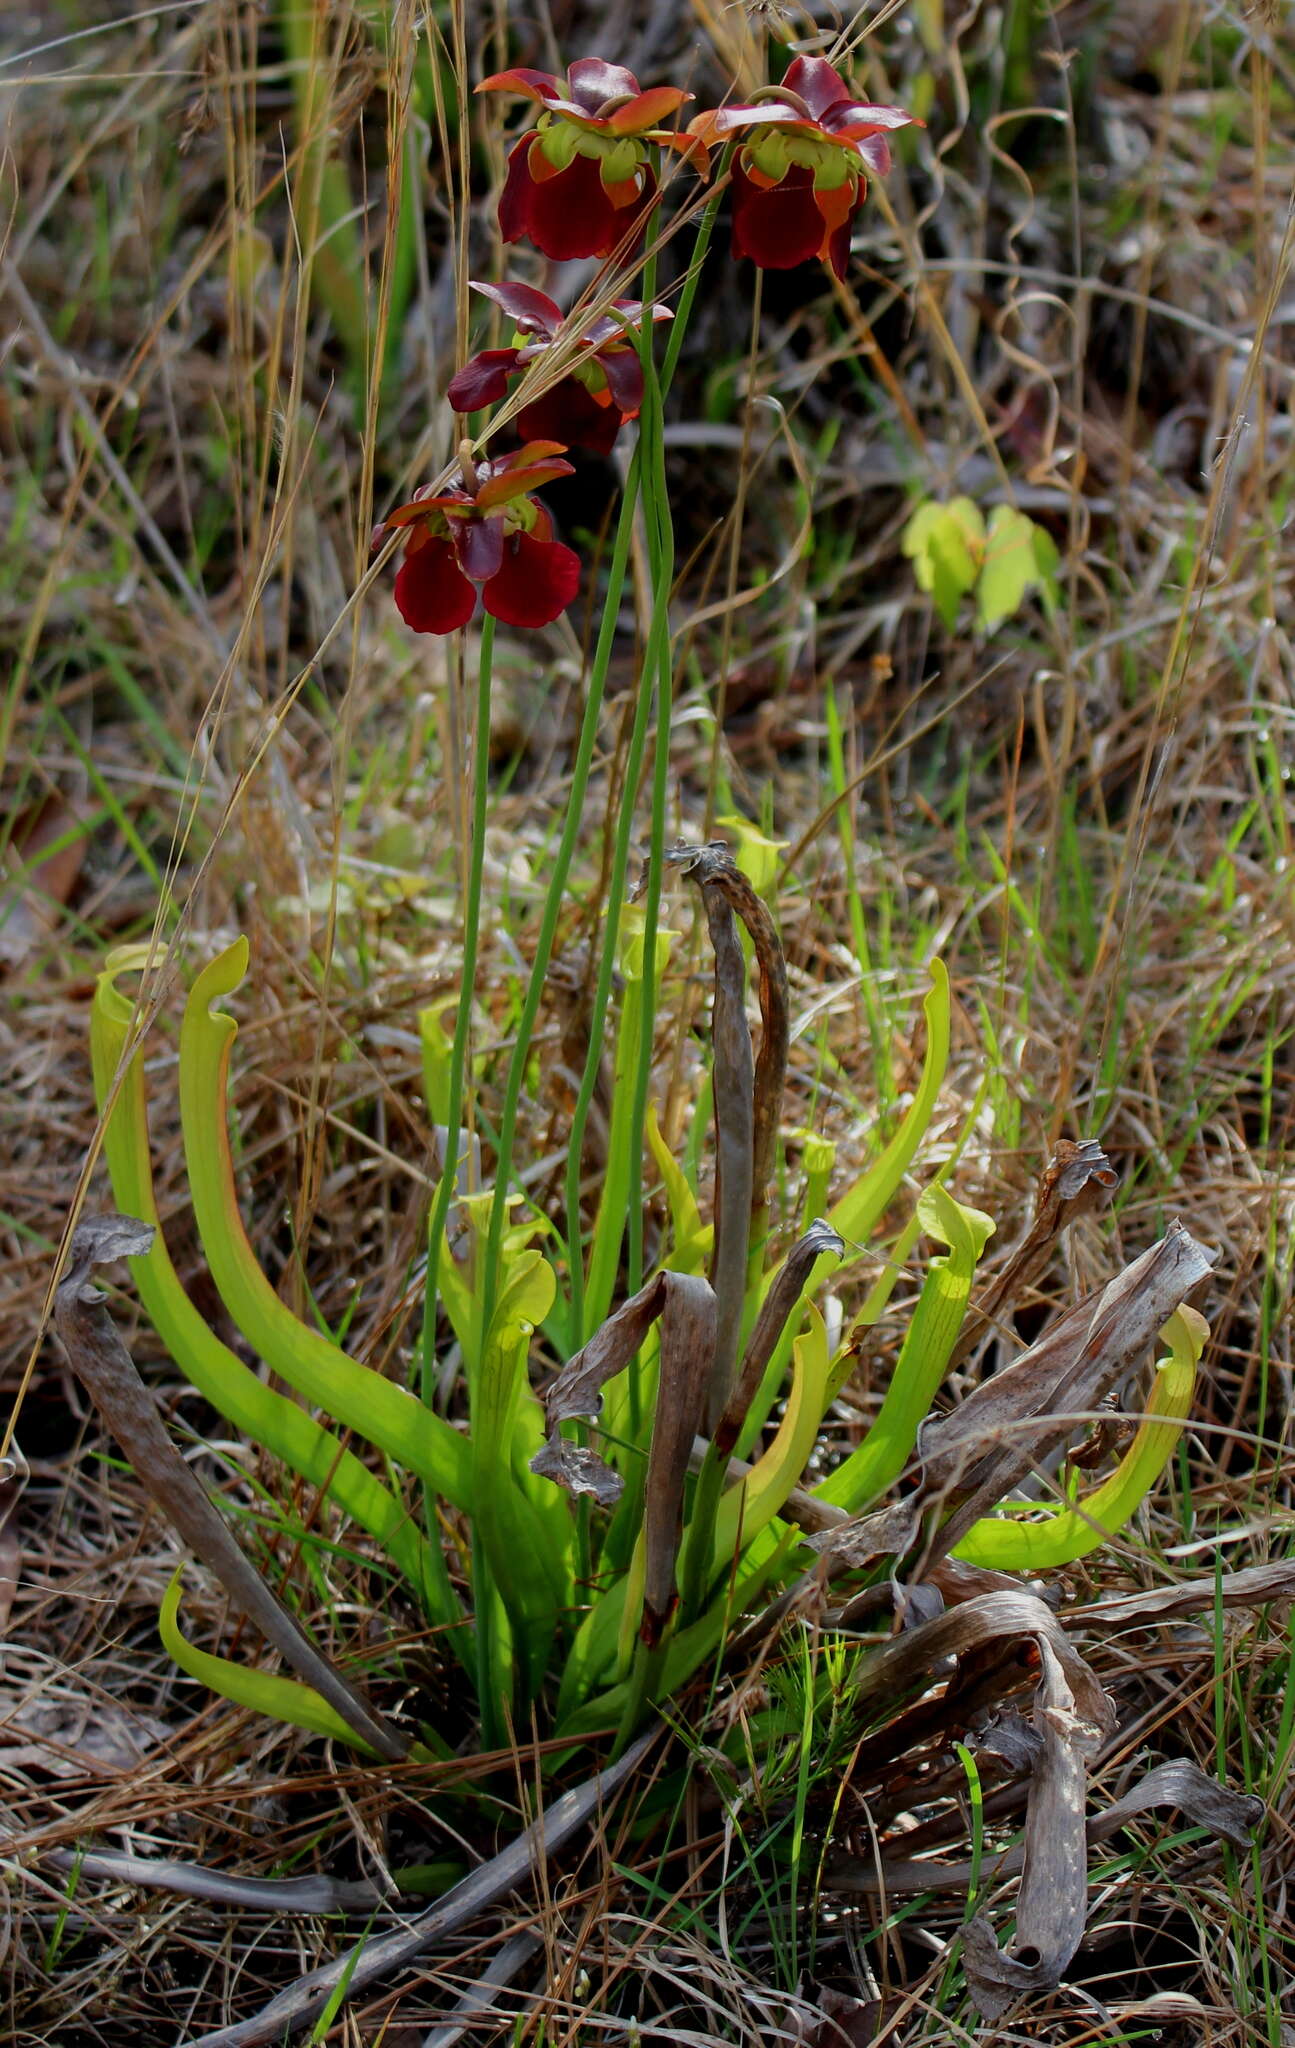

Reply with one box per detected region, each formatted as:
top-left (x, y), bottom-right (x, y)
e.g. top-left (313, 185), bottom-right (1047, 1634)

top-left (566, 57), bottom-right (640, 111)
top-left (483, 531), bottom-right (581, 627)
top-left (518, 379), bottom-right (624, 456)
top-left (498, 136), bottom-right (539, 245)
top-left (446, 349), bottom-right (519, 411)
top-left (469, 278), bottom-right (560, 335)
top-left (597, 345), bottom-right (643, 416)
top-left (855, 133), bottom-right (893, 177)
top-left (784, 55), bottom-right (849, 119)
top-left (393, 537), bottom-right (476, 634)
top-left (518, 151), bottom-right (623, 259)
top-left (826, 211), bottom-right (853, 281)
top-left (730, 161), bottom-right (830, 270)
top-left (458, 515), bottom-right (506, 583)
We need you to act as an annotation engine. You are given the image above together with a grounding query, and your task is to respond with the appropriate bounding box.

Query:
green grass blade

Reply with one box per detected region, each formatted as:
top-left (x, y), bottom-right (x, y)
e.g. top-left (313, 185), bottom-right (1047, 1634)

top-left (583, 915), bottom-right (677, 1340)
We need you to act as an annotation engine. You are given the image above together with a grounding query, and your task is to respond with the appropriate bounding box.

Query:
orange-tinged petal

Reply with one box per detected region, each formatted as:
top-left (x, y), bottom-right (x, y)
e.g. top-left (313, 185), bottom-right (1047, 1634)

top-left (659, 129), bottom-right (710, 172)
top-left (602, 170), bottom-right (644, 210)
top-left (476, 67), bottom-right (562, 103)
top-left (528, 145), bottom-right (567, 184)
top-left (605, 86), bottom-right (691, 133)
top-left (380, 493), bottom-right (461, 529)
top-left (814, 177), bottom-right (857, 233)
top-left (510, 439), bottom-right (571, 465)
top-left (476, 461), bottom-right (573, 510)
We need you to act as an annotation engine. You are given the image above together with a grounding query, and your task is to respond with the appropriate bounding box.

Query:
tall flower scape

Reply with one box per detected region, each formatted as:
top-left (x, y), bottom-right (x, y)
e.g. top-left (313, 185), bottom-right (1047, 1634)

top-left (375, 53), bottom-right (919, 633)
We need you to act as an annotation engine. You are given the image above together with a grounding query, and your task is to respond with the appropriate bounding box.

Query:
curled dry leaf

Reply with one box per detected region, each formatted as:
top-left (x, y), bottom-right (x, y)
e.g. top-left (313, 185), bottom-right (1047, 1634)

top-left (1092, 1757), bottom-right (1263, 1848)
top-left (529, 1437), bottom-right (623, 1508)
top-left (1069, 1557), bottom-right (1295, 1626)
top-left (667, 839), bottom-right (791, 1426)
top-left (949, 1138), bottom-right (1119, 1372)
top-left (531, 1269), bottom-right (717, 1540)
top-left (697, 855), bottom-right (754, 1430)
top-left (926, 1221), bottom-right (1215, 1557)
top-left (641, 1272), bottom-right (717, 1642)
top-left (961, 1633), bottom-right (1104, 2019)
top-left (667, 838), bottom-right (789, 1217)
top-left (960, 1727), bottom-right (1265, 2019)
top-left (845, 1586), bottom-right (1116, 1739)
top-left (43, 1847), bottom-right (390, 1915)
top-left (716, 1217), bottom-right (845, 1455)
top-left (825, 1753), bottom-right (1262, 1895)
top-left (806, 1222), bottom-right (1214, 1587)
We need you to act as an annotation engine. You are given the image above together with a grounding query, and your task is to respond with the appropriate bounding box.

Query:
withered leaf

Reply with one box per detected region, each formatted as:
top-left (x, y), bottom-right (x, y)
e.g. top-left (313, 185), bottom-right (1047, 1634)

top-left (699, 863), bottom-right (753, 1431)
top-left (716, 1217), bottom-right (844, 1454)
top-left (922, 1221), bottom-right (1215, 1558)
top-left (44, 1846), bottom-right (389, 1915)
top-left (539, 1272), bottom-right (671, 1434)
top-left (642, 1271), bottom-right (717, 1639)
top-left (827, 1750), bottom-right (1262, 1899)
top-left (190, 1729), bottom-right (659, 2047)
top-left (529, 1439), bottom-right (623, 1508)
top-left (846, 1587), bottom-right (1115, 1739)
top-left (669, 839), bottom-right (791, 1427)
top-left (531, 1271), bottom-right (718, 1543)
top-left (1069, 1558), bottom-right (1295, 1626)
top-left (961, 1634), bottom-right (1102, 2020)
top-left (808, 1498), bottom-right (920, 1575)
top-left (667, 839), bottom-right (789, 1218)
top-left (807, 1226), bottom-right (1212, 1579)
top-left (1089, 1757), bottom-right (1263, 1850)
top-left (949, 1138), bottom-right (1118, 1372)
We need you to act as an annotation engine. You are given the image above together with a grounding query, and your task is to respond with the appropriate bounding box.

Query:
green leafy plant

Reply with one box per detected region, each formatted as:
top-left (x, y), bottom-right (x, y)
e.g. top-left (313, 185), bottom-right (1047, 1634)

top-left (79, 33), bottom-right (1206, 1781)
top-left (90, 839), bottom-right (1207, 1757)
top-left (902, 494), bottom-right (1060, 631)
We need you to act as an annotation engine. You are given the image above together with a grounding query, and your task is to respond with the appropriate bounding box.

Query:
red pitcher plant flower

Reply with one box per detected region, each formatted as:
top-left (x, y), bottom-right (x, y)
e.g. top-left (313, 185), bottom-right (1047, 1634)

top-left (478, 57), bottom-right (699, 262)
top-left (446, 281), bottom-right (673, 456)
top-left (690, 56), bottom-right (918, 278)
top-left (375, 442), bottom-right (581, 635)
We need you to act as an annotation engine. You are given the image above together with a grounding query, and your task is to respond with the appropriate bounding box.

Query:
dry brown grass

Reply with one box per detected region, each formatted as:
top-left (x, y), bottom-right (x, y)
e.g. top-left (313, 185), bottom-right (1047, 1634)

top-left (1, 0), bottom-right (1292, 2040)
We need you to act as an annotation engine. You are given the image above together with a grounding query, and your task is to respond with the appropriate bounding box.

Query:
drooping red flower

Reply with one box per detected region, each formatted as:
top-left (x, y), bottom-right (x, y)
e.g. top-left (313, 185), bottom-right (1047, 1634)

top-left (446, 280), bottom-right (673, 456)
top-left (375, 443), bottom-right (581, 634)
top-left (690, 56), bottom-right (918, 278)
top-left (477, 57), bottom-right (701, 262)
